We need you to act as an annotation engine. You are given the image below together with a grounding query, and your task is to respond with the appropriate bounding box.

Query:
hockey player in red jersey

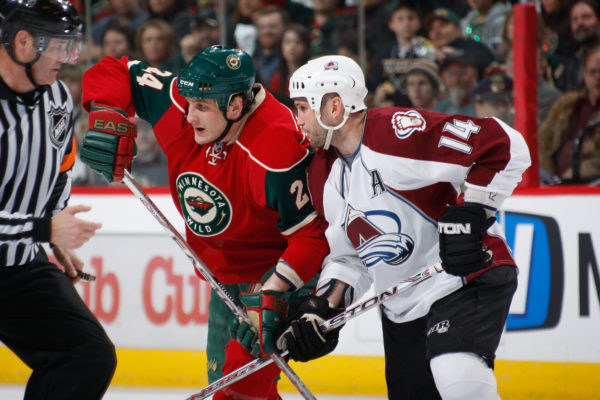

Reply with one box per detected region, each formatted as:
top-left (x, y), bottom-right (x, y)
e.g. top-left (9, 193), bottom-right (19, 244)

top-left (79, 45), bottom-right (329, 399)
top-left (277, 55), bottom-right (531, 399)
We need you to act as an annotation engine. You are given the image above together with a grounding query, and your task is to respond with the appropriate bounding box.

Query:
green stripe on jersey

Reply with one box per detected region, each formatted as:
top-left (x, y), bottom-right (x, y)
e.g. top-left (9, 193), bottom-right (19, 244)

top-left (264, 153), bottom-right (315, 233)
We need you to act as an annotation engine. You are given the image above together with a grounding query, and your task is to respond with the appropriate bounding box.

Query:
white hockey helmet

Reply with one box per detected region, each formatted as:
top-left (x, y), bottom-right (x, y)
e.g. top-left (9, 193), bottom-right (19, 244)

top-left (289, 55), bottom-right (368, 113)
top-left (289, 55), bottom-right (367, 149)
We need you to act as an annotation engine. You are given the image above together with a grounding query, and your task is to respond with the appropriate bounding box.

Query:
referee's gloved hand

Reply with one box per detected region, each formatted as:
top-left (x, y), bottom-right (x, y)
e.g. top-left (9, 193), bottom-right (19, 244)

top-left (81, 105), bottom-right (137, 182)
top-left (438, 205), bottom-right (495, 276)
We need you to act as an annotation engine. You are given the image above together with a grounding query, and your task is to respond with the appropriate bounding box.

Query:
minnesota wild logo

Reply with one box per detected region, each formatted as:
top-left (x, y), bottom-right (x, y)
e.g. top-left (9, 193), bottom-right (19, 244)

top-left (226, 54), bottom-right (241, 70)
top-left (176, 172), bottom-right (232, 236)
top-left (186, 196), bottom-right (214, 216)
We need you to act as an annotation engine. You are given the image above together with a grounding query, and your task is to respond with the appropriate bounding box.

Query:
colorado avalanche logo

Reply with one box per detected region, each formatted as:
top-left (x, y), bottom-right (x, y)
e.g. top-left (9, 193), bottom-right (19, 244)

top-left (344, 206), bottom-right (414, 268)
top-left (391, 110), bottom-right (426, 139)
top-left (324, 60), bottom-right (339, 70)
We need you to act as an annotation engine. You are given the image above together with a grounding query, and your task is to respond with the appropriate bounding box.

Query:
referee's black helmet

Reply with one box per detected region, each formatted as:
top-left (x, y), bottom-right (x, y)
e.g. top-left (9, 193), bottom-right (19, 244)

top-left (0, 0), bottom-right (82, 63)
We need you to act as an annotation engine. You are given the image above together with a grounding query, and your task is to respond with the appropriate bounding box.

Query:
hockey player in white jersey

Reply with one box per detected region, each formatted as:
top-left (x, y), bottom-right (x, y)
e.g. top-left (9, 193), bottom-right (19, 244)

top-left (277, 55), bottom-right (531, 399)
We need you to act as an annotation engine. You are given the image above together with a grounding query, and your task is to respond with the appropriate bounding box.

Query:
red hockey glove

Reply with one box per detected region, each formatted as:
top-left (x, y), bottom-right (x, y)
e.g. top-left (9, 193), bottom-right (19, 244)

top-left (80, 105), bottom-right (137, 182)
top-left (233, 290), bottom-right (288, 358)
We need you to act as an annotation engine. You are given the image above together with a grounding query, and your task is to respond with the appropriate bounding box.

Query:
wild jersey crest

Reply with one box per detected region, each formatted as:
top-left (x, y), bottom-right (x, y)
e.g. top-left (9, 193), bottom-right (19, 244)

top-left (186, 196), bottom-right (214, 216)
top-left (177, 172), bottom-right (232, 236)
top-left (344, 206), bottom-right (414, 268)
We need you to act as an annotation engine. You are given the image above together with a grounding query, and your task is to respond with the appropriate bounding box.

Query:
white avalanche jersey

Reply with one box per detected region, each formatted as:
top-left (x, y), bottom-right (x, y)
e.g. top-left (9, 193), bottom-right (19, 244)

top-left (307, 107), bottom-right (531, 323)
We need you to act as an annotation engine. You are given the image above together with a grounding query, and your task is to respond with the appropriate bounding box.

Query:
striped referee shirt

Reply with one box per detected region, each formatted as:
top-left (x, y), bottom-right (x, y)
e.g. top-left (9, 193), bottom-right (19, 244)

top-left (0, 77), bottom-right (76, 267)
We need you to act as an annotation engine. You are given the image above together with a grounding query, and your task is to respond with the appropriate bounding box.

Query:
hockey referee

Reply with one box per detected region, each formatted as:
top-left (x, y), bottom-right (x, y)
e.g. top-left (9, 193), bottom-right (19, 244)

top-left (0, 0), bottom-right (116, 398)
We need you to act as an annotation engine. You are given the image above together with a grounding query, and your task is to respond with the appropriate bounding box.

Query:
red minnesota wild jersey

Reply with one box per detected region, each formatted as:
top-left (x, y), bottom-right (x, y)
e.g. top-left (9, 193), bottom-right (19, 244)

top-left (83, 56), bottom-right (328, 285)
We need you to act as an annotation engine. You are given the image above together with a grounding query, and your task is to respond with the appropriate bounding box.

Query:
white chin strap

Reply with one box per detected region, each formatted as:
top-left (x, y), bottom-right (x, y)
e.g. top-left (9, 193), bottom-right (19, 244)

top-left (315, 109), bottom-right (350, 150)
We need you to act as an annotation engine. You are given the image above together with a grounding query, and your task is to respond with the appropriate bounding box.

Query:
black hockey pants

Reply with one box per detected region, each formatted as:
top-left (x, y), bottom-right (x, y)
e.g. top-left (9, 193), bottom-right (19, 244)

top-left (0, 256), bottom-right (116, 400)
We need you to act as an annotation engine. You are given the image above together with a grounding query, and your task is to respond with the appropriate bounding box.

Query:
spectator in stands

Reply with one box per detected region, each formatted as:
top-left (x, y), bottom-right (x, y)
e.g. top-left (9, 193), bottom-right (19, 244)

top-left (310, 0), bottom-right (349, 56)
top-left (571, 1), bottom-right (600, 44)
top-left (278, 0), bottom-right (313, 26)
top-left (91, 0), bottom-right (148, 50)
top-left (437, 46), bottom-right (483, 116)
top-left (162, 10), bottom-right (220, 74)
top-left (460, 0), bottom-right (511, 58)
top-left (505, 47), bottom-right (562, 125)
top-left (231, 0), bottom-right (261, 55)
top-left (542, 0), bottom-right (570, 28)
top-left (404, 57), bottom-right (442, 111)
top-left (339, 0), bottom-right (433, 57)
top-left (442, 0), bottom-right (472, 18)
top-left (555, 0), bottom-right (600, 92)
top-left (540, 0), bottom-right (571, 51)
top-left (254, 6), bottom-right (288, 90)
top-left (371, 82), bottom-right (410, 107)
top-left (425, 7), bottom-right (494, 71)
top-left (131, 118), bottom-right (169, 186)
top-left (426, 7), bottom-right (463, 49)
top-left (370, 0), bottom-right (436, 104)
top-left (501, 7), bottom-right (561, 82)
top-left (472, 72), bottom-right (514, 125)
top-left (539, 42), bottom-right (600, 184)
top-left (501, 9), bottom-right (562, 125)
top-left (101, 24), bottom-right (135, 59)
top-left (147, 0), bottom-right (192, 42)
top-left (362, 0), bottom-right (394, 54)
top-left (269, 23), bottom-right (310, 107)
top-left (135, 19), bottom-right (177, 68)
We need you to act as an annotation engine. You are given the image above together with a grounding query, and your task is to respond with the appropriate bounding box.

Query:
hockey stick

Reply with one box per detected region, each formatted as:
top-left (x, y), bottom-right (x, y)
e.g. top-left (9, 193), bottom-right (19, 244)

top-left (187, 262), bottom-right (445, 400)
top-left (121, 170), bottom-right (316, 400)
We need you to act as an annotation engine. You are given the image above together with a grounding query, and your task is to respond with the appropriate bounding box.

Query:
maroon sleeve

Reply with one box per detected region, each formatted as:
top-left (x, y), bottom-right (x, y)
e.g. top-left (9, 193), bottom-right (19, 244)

top-left (306, 148), bottom-right (337, 221)
top-left (364, 108), bottom-right (515, 188)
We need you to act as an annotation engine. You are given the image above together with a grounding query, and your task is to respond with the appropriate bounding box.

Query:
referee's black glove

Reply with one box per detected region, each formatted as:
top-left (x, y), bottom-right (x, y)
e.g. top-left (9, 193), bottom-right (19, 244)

top-left (438, 205), bottom-right (495, 276)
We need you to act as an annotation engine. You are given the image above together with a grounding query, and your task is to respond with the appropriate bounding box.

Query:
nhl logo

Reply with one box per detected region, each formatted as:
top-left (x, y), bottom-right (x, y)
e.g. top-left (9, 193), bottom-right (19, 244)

top-left (48, 104), bottom-right (69, 147)
top-left (226, 54), bottom-right (241, 70)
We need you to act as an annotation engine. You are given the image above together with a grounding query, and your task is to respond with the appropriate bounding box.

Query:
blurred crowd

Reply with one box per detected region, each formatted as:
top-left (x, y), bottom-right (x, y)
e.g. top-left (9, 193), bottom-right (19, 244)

top-left (64, 0), bottom-right (600, 186)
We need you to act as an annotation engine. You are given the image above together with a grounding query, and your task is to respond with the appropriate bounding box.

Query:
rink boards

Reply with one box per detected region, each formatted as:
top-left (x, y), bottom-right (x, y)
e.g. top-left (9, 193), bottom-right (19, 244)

top-left (1, 186), bottom-right (599, 399)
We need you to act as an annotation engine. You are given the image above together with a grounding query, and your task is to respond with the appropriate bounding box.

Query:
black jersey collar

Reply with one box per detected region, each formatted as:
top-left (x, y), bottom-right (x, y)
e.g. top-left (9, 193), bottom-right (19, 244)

top-left (0, 75), bottom-right (48, 106)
